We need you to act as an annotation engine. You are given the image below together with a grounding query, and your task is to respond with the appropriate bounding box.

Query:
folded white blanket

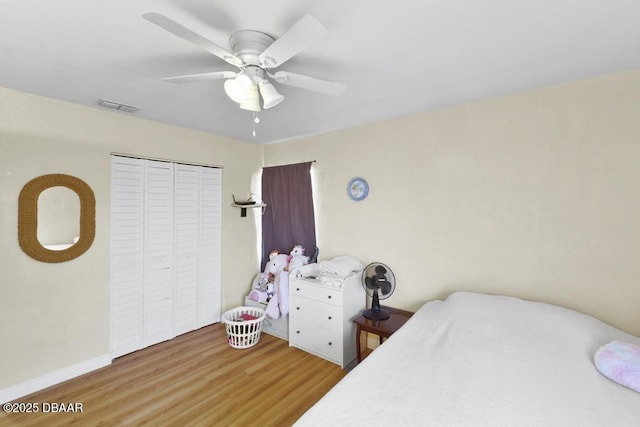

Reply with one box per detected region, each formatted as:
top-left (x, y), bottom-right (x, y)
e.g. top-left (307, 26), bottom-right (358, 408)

top-left (320, 256), bottom-right (363, 277)
top-left (318, 272), bottom-right (348, 288)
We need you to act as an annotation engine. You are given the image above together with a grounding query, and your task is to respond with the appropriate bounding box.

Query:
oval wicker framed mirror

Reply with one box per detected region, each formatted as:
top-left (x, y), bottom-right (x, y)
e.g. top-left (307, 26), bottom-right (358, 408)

top-left (18, 174), bottom-right (95, 263)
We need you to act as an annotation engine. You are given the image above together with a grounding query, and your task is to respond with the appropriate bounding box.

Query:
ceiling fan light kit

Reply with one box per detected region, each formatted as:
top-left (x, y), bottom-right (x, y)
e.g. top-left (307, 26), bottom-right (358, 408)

top-left (143, 11), bottom-right (346, 116)
top-left (259, 81), bottom-right (285, 109)
top-left (239, 83), bottom-right (261, 112)
top-left (223, 65), bottom-right (284, 110)
top-left (223, 74), bottom-right (251, 103)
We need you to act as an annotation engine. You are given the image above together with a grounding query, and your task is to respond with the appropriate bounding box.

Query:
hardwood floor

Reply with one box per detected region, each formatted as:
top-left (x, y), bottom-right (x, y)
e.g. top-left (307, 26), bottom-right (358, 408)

top-left (0, 324), bottom-right (346, 427)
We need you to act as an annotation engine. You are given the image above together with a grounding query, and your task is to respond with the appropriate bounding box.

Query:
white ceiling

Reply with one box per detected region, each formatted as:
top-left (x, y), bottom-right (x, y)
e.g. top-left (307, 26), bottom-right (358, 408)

top-left (1, 0), bottom-right (639, 144)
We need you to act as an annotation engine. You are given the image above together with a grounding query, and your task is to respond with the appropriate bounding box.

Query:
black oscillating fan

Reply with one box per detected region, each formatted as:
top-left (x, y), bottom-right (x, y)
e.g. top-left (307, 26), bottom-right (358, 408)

top-left (361, 262), bottom-right (396, 320)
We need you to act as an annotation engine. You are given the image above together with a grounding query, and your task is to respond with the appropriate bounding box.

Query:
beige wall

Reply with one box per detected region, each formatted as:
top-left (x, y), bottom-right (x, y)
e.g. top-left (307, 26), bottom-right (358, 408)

top-left (0, 88), bottom-right (263, 391)
top-left (264, 69), bottom-right (640, 336)
top-left (3, 67), bottom-right (639, 395)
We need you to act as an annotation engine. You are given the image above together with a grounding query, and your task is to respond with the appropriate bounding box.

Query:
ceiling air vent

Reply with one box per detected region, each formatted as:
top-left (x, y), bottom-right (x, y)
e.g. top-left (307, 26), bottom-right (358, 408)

top-left (97, 99), bottom-right (140, 113)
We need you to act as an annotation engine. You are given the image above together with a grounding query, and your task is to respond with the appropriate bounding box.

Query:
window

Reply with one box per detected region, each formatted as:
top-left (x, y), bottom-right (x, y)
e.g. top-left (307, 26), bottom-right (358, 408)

top-left (261, 162), bottom-right (316, 269)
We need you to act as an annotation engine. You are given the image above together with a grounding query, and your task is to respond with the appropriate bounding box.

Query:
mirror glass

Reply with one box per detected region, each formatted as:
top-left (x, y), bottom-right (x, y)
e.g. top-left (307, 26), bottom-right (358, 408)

top-left (37, 186), bottom-right (81, 250)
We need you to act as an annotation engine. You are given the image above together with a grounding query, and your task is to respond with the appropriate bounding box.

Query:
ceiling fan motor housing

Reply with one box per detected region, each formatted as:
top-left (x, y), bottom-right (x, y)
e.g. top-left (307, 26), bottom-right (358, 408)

top-left (229, 30), bottom-right (275, 67)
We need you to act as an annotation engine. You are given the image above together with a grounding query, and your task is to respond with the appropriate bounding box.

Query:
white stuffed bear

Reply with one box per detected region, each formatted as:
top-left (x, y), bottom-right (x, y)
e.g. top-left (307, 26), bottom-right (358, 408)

top-left (265, 253), bottom-right (289, 283)
top-left (248, 251), bottom-right (287, 303)
top-left (264, 253), bottom-right (290, 319)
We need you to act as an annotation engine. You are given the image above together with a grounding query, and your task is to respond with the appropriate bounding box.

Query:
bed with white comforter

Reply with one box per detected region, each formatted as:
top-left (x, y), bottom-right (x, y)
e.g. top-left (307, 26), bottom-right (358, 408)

top-left (295, 292), bottom-right (640, 426)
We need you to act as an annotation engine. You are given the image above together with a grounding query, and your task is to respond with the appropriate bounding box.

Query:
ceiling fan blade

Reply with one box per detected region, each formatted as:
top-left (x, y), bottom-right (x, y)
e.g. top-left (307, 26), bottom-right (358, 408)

top-left (164, 71), bottom-right (237, 84)
top-left (269, 71), bottom-right (346, 96)
top-left (259, 15), bottom-right (327, 68)
top-left (143, 12), bottom-right (243, 68)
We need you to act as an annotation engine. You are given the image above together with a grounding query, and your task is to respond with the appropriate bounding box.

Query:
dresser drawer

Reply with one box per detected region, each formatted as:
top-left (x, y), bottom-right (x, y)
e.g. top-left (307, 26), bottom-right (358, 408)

top-left (290, 280), bottom-right (342, 306)
top-left (290, 317), bottom-right (342, 363)
top-left (290, 295), bottom-right (343, 332)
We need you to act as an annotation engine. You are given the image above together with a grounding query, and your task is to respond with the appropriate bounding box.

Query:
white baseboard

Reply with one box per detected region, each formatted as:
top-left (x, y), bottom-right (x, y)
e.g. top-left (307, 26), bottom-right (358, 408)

top-left (0, 354), bottom-right (112, 403)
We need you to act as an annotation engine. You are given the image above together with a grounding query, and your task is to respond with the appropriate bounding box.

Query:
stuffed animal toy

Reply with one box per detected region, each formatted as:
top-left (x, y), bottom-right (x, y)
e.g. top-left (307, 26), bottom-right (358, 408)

top-left (264, 253), bottom-right (290, 319)
top-left (268, 249), bottom-right (280, 260)
top-left (287, 245), bottom-right (310, 272)
top-left (248, 272), bottom-right (272, 303)
top-left (265, 253), bottom-right (289, 279)
top-left (249, 252), bottom-right (290, 303)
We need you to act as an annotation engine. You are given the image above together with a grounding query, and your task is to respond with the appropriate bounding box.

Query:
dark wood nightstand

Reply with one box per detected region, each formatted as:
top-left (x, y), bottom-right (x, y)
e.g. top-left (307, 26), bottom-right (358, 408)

top-left (352, 305), bottom-right (413, 363)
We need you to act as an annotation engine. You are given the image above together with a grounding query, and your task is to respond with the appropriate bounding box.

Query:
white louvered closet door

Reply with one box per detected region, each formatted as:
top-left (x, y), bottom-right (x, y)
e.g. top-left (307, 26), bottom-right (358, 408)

top-left (174, 165), bottom-right (223, 334)
top-left (197, 167), bottom-right (222, 327)
top-left (173, 165), bottom-right (200, 335)
top-left (111, 156), bottom-right (222, 358)
top-left (110, 157), bottom-right (145, 358)
top-left (143, 160), bottom-right (175, 347)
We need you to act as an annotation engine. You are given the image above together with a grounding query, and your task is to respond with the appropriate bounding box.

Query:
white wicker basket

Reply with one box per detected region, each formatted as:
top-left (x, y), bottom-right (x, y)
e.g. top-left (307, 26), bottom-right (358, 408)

top-left (222, 306), bottom-right (266, 349)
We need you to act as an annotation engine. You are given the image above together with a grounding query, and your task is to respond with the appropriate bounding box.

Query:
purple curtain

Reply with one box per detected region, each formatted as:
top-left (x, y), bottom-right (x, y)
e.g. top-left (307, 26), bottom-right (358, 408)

top-left (261, 162), bottom-right (316, 270)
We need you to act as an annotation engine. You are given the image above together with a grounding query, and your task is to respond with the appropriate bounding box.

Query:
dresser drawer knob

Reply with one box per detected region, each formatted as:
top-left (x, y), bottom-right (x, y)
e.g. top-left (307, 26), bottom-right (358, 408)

top-left (296, 307), bottom-right (300, 310)
top-left (296, 330), bottom-right (300, 334)
top-left (296, 287), bottom-right (300, 291)
top-left (327, 295), bottom-right (332, 299)
top-left (328, 342), bottom-right (332, 346)
top-left (328, 316), bottom-right (332, 320)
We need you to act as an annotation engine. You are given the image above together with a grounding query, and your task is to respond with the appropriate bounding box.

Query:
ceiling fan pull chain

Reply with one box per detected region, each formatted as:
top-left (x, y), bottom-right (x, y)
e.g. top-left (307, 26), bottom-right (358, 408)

top-left (252, 112), bottom-right (260, 137)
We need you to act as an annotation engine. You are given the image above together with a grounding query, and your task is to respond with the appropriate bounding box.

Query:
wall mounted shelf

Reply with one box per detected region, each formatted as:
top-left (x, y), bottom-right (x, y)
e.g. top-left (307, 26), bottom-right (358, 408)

top-left (232, 202), bottom-right (266, 217)
top-left (232, 194), bottom-right (265, 217)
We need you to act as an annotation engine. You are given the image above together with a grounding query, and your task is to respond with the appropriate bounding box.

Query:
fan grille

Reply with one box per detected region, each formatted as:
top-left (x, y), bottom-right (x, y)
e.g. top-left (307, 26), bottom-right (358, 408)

top-left (362, 262), bottom-right (396, 299)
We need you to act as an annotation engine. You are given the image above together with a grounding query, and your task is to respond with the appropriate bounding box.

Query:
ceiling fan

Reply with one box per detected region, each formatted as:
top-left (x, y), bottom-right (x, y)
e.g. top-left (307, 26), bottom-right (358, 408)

top-left (143, 12), bottom-right (346, 112)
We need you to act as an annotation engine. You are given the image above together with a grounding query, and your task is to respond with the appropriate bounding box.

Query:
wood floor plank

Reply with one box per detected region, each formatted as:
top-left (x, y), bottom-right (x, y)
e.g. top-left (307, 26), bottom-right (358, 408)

top-left (0, 324), bottom-right (346, 427)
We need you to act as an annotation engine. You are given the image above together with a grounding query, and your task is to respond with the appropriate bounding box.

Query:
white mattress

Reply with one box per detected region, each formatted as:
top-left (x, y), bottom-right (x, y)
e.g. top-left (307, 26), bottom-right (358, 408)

top-left (295, 292), bottom-right (640, 426)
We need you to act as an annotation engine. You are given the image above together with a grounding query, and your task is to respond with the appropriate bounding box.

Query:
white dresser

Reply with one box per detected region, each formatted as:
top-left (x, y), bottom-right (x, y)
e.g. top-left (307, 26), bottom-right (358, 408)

top-left (288, 265), bottom-right (365, 369)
